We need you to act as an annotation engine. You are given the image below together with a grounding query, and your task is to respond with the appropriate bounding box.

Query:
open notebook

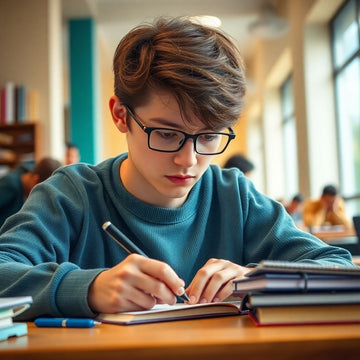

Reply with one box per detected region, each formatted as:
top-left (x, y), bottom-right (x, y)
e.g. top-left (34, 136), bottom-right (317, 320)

top-left (96, 301), bottom-right (246, 325)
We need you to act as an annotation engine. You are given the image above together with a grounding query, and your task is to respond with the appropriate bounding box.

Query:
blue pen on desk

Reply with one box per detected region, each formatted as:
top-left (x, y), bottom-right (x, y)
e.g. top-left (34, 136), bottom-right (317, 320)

top-left (34, 318), bottom-right (100, 328)
top-left (102, 221), bottom-right (190, 302)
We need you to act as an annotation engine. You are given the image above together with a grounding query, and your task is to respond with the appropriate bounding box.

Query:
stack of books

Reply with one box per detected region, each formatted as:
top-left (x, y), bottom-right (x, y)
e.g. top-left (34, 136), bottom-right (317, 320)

top-left (233, 260), bottom-right (360, 326)
top-left (0, 296), bottom-right (33, 341)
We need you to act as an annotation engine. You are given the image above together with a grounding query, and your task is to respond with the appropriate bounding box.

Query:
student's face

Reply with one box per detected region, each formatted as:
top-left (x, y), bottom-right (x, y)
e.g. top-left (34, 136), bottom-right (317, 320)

top-left (110, 90), bottom-right (218, 208)
top-left (322, 194), bottom-right (337, 210)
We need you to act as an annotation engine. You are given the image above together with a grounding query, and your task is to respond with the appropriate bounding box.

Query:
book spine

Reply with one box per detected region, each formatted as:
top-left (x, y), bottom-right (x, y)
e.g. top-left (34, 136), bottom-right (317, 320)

top-left (17, 85), bottom-right (26, 123)
top-left (5, 82), bottom-right (15, 124)
top-left (27, 89), bottom-right (39, 121)
top-left (0, 87), bottom-right (5, 125)
top-left (0, 317), bottom-right (13, 329)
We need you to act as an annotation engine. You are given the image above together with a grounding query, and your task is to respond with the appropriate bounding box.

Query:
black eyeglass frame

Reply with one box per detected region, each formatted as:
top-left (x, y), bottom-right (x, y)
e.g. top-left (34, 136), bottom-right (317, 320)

top-left (125, 105), bottom-right (236, 155)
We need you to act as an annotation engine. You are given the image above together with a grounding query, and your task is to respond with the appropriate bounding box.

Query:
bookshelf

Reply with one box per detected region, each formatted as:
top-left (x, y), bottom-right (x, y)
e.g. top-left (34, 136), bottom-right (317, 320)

top-left (0, 123), bottom-right (37, 169)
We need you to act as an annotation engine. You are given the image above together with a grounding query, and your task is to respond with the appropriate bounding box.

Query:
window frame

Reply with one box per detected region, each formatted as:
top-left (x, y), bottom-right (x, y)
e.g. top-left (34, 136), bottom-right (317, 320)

top-left (330, 0), bottom-right (360, 213)
top-left (280, 74), bottom-right (299, 199)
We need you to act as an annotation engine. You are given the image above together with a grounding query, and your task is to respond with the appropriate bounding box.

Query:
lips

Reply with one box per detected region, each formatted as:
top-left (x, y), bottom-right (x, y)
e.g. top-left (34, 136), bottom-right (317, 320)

top-left (165, 175), bottom-right (195, 185)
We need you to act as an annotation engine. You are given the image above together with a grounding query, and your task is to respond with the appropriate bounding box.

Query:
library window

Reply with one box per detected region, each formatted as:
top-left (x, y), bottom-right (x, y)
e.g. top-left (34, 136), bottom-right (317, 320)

top-left (281, 75), bottom-right (298, 199)
top-left (331, 0), bottom-right (360, 215)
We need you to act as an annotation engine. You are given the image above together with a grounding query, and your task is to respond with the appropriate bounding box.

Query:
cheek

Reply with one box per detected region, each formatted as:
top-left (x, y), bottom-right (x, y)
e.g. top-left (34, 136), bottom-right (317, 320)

top-left (132, 145), bottom-right (164, 174)
top-left (197, 155), bottom-right (214, 170)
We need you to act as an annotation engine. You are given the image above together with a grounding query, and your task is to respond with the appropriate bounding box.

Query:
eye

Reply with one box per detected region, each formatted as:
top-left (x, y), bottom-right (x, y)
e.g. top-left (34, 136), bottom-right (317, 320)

top-left (198, 133), bottom-right (219, 142)
top-left (153, 129), bottom-right (181, 141)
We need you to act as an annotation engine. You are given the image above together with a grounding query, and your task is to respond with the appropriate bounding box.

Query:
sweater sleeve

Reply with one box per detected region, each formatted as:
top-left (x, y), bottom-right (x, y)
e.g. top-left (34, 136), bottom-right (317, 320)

top-left (0, 170), bottom-right (105, 320)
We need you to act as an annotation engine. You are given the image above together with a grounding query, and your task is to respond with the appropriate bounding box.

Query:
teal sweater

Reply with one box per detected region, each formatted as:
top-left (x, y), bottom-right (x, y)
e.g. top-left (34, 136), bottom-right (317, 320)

top-left (0, 154), bottom-right (354, 319)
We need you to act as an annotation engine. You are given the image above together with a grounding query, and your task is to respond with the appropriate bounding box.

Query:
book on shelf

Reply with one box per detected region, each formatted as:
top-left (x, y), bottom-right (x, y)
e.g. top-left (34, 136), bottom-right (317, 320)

top-left (0, 132), bottom-right (14, 145)
top-left (26, 89), bottom-right (39, 121)
top-left (15, 85), bottom-right (26, 123)
top-left (0, 149), bottom-right (17, 163)
top-left (0, 82), bottom-right (38, 124)
top-left (4, 82), bottom-right (15, 124)
top-left (232, 260), bottom-right (360, 326)
top-left (0, 296), bottom-right (33, 341)
top-left (0, 87), bottom-right (5, 125)
top-left (97, 300), bottom-right (247, 325)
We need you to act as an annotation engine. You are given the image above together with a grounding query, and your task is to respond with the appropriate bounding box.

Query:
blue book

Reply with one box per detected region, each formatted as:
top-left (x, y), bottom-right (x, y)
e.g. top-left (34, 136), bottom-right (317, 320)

top-left (0, 323), bottom-right (28, 342)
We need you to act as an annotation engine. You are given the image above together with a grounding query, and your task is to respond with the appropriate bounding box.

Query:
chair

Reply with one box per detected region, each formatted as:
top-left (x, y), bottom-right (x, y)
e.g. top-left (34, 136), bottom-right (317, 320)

top-left (326, 216), bottom-right (360, 256)
top-left (353, 216), bottom-right (360, 242)
top-left (346, 216), bottom-right (360, 256)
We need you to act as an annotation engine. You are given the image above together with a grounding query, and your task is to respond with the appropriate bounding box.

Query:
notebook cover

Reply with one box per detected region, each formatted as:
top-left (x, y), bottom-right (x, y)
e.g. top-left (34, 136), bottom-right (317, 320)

top-left (0, 323), bottom-right (28, 341)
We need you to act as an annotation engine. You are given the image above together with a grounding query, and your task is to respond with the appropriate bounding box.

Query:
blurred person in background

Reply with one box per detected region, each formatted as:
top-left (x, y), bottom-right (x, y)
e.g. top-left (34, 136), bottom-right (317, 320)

top-left (0, 157), bottom-right (62, 227)
top-left (65, 142), bottom-right (80, 165)
top-left (302, 185), bottom-right (351, 230)
top-left (285, 193), bottom-right (304, 226)
top-left (223, 153), bottom-right (254, 177)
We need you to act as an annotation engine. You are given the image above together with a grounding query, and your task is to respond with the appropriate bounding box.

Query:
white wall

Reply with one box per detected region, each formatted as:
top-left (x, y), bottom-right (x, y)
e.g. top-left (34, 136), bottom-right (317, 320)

top-left (0, 0), bottom-right (64, 162)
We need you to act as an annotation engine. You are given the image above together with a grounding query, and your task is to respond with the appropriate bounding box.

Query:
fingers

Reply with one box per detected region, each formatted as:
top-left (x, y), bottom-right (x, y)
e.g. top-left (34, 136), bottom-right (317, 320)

top-left (186, 259), bottom-right (249, 304)
top-left (88, 254), bottom-right (185, 314)
top-left (139, 255), bottom-right (186, 299)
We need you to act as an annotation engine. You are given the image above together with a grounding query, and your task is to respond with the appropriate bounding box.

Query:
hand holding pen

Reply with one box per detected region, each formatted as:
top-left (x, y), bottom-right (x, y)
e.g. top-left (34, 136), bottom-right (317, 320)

top-left (102, 221), bottom-right (190, 303)
top-left (87, 222), bottom-right (189, 314)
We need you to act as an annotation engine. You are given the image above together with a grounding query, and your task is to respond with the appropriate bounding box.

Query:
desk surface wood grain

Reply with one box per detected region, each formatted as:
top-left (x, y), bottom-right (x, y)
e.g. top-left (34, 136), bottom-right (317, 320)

top-left (312, 228), bottom-right (356, 241)
top-left (1, 316), bottom-right (360, 360)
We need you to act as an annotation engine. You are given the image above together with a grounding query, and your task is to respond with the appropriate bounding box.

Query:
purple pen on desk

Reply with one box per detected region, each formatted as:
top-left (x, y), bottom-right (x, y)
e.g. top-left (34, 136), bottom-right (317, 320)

top-left (102, 221), bottom-right (190, 302)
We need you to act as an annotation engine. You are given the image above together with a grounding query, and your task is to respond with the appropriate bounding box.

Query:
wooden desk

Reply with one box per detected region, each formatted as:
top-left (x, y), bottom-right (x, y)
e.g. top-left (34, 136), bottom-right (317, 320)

top-left (1, 316), bottom-right (360, 360)
top-left (311, 228), bottom-right (356, 243)
top-left (312, 229), bottom-right (360, 260)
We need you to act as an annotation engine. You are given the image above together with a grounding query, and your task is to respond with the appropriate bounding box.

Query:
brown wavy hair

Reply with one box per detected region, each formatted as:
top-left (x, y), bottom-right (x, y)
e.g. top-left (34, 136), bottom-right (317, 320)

top-left (113, 16), bottom-right (246, 130)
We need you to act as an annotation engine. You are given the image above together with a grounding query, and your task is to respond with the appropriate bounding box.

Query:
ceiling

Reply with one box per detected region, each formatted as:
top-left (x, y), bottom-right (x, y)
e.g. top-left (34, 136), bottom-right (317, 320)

top-left (62, 0), bottom-right (280, 64)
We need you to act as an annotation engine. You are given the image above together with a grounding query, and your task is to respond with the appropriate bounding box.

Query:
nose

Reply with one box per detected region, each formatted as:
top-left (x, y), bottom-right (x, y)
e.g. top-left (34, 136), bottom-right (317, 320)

top-left (173, 138), bottom-right (197, 167)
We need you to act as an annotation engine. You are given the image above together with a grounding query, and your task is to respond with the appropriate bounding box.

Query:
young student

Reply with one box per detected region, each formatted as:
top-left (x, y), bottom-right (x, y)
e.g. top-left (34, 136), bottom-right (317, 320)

top-left (285, 193), bottom-right (304, 225)
top-left (223, 154), bottom-right (254, 177)
top-left (0, 17), bottom-right (354, 320)
top-left (303, 184), bottom-right (351, 230)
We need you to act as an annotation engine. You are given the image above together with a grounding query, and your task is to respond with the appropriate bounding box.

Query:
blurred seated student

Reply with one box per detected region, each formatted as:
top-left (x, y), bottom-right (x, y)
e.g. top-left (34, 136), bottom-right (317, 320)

top-left (285, 193), bottom-right (304, 224)
top-left (302, 185), bottom-right (352, 230)
top-left (0, 157), bottom-right (62, 227)
top-left (65, 142), bottom-right (80, 165)
top-left (223, 154), bottom-right (254, 177)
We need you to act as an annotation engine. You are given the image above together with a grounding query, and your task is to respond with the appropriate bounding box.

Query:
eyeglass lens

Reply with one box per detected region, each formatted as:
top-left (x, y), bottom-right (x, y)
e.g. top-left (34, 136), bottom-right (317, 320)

top-left (149, 129), bottom-right (229, 154)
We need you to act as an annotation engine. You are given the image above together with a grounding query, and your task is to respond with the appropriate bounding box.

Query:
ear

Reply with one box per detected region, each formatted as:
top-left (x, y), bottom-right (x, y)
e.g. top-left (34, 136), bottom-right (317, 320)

top-left (109, 95), bottom-right (128, 133)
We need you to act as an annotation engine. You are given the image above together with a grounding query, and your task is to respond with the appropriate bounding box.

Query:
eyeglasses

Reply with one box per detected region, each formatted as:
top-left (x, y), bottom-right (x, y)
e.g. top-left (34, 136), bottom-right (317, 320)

top-left (125, 106), bottom-right (235, 155)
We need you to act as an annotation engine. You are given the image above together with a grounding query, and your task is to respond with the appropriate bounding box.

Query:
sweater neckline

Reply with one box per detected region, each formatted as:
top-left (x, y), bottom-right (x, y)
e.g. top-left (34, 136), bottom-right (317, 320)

top-left (110, 155), bottom-right (200, 225)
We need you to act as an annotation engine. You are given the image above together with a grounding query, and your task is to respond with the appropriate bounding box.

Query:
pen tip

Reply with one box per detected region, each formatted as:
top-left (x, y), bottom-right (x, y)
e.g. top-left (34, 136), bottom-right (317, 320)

top-left (182, 292), bottom-right (190, 302)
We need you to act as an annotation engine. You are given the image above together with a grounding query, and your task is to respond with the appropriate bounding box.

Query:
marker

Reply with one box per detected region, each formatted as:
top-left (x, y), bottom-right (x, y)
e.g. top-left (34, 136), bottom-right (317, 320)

top-left (102, 221), bottom-right (190, 302)
top-left (34, 318), bottom-right (101, 328)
